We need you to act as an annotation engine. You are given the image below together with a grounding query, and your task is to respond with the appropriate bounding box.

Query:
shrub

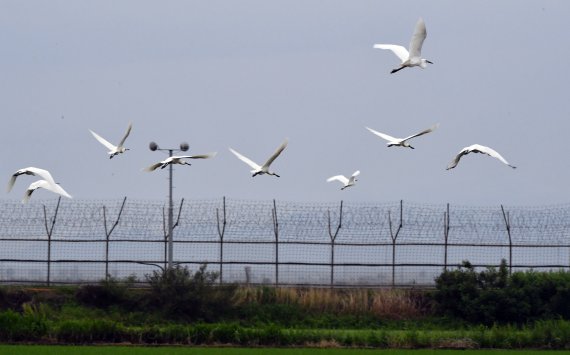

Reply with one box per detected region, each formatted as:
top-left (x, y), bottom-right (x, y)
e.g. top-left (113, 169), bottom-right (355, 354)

top-left (433, 259), bottom-right (570, 324)
top-left (139, 324), bottom-right (168, 344)
top-left (54, 319), bottom-right (125, 343)
top-left (0, 310), bottom-right (28, 341)
top-left (257, 324), bottom-right (283, 345)
top-left (189, 323), bottom-right (213, 344)
top-left (0, 307), bottom-right (48, 341)
top-left (145, 264), bottom-right (236, 321)
top-left (366, 329), bottom-right (388, 347)
top-left (29, 288), bottom-right (73, 310)
top-left (75, 275), bottom-right (137, 309)
top-left (0, 287), bottom-right (31, 311)
top-left (211, 323), bottom-right (241, 344)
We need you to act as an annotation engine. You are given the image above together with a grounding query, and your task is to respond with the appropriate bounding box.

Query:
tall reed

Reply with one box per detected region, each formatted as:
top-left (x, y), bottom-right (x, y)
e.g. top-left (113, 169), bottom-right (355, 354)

top-left (233, 286), bottom-right (428, 319)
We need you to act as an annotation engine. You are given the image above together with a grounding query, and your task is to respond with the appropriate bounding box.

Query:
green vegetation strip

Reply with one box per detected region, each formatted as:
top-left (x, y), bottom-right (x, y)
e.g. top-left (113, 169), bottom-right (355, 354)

top-left (4, 265), bottom-right (570, 349)
top-left (3, 312), bottom-right (570, 349)
top-left (0, 347), bottom-right (566, 355)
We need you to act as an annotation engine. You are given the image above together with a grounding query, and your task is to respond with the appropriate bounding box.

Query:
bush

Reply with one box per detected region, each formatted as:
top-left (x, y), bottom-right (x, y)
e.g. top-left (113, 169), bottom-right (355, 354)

top-left (0, 287), bottom-right (31, 311)
top-left (0, 310), bottom-right (28, 341)
top-left (433, 259), bottom-right (570, 324)
top-left (0, 307), bottom-right (48, 341)
top-left (54, 319), bottom-right (126, 343)
top-left (76, 275), bottom-right (137, 309)
top-left (145, 264), bottom-right (235, 321)
top-left (211, 323), bottom-right (241, 344)
top-left (189, 323), bottom-right (213, 344)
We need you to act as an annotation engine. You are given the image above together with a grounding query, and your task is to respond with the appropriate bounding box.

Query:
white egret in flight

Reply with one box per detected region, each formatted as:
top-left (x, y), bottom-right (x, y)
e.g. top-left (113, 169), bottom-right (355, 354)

top-left (8, 167), bottom-right (56, 193)
top-left (374, 17), bottom-right (433, 74)
top-left (22, 180), bottom-right (72, 203)
top-left (89, 122), bottom-right (133, 159)
top-left (144, 153), bottom-right (217, 172)
top-left (229, 139), bottom-right (288, 177)
top-left (365, 124), bottom-right (439, 149)
top-left (446, 144), bottom-right (516, 170)
top-left (327, 170), bottom-right (360, 190)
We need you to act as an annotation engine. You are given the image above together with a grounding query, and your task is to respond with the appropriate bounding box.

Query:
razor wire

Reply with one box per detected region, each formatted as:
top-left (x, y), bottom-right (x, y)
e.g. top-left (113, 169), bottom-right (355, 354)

top-left (0, 198), bottom-right (569, 286)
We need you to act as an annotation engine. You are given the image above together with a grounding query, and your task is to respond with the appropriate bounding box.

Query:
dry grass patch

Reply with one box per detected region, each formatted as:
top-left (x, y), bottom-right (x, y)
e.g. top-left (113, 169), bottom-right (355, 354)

top-left (233, 286), bottom-right (428, 319)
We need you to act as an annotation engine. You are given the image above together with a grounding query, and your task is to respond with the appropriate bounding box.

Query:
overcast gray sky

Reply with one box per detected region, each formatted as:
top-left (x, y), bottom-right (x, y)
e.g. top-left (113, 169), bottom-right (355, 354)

top-left (1, 1), bottom-right (568, 206)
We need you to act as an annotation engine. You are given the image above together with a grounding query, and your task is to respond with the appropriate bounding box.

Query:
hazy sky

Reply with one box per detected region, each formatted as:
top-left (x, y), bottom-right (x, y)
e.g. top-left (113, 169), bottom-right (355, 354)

top-left (1, 1), bottom-right (569, 206)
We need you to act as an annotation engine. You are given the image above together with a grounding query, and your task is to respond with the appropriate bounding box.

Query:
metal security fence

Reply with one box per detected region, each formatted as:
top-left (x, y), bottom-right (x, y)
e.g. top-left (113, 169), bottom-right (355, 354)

top-left (1, 197), bottom-right (569, 287)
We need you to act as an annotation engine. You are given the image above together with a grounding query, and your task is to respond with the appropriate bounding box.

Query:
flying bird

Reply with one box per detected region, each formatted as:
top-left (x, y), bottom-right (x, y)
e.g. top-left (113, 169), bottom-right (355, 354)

top-left (22, 179), bottom-right (72, 203)
top-left (373, 17), bottom-right (433, 74)
top-left (446, 144), bottom-right (517, 170)
top-left (89, 122), bottom-right (133, 159)
top-left (229, 139), bottom-right (288, 177)
top-left (144, 153), bottom-right (217, 172)
top-left (7, 167), bottom-right (57, 193)
top-left (366, 124), bottom-right (439, 149)
top-left (327, 170), bottom-right (360, 190)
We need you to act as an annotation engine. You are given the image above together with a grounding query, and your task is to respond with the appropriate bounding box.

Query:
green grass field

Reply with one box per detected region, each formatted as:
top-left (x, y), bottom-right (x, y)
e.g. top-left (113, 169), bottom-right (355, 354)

top-left (0, 346), bottom-right (568, 355)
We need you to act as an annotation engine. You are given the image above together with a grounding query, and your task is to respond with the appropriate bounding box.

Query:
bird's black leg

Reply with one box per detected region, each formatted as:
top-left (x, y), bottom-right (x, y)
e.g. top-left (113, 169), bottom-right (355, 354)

top-left (390, 66), bottom-right (406, 74)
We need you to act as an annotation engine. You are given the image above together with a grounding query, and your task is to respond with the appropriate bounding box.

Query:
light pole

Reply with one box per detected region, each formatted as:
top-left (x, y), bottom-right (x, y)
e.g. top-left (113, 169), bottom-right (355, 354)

top-left (149, 141), bottom-right (189, 269)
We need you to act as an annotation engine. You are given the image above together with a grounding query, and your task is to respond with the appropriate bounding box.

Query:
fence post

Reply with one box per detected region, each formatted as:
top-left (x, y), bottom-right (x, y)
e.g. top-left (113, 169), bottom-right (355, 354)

top-left (103, 197), bottom-right (127, 280)
top-left (388, 200), bottom-right (403, 288)
top-left (443, 203), bottom-right (450, 272)
top-left (43, 197), bottom-right (61, 286)
top-left (162, 207), bottom-right (167, 270)
top-left (327, 200), bottom-right (343, 288)
top-left (500, 205), bottom-right (513, 274)
top-left (271, 199), bottom-right (279, 287)
top-left (216, 197), bottom-right (227, 284)
top-left (162, 199), bottom-right (184, 270)
top-left (104, 206), bottom-right (109, 280)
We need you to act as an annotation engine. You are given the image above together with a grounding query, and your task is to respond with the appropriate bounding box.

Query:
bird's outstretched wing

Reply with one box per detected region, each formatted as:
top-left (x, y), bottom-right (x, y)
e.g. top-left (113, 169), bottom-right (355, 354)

top-left (446, 147), bottom-right (471, 170)
top-left (473, 144), bottom-right (517, 169)
top-left (349, 170), bottom-right (361, 183)
top-left (373, 44), bottom-right (409, 62)
top-left (22, 180), bottom-right (72, 203)
top-left (447, 144), bottom-right (516, 170)
top-left (408, 17), bottom-right (427, 59)
top-left (229, 148), bottom-right (261, 170)
top-left (144, 162), bottom-right (163, 172)
top-left (262, 139), bottom-right (288, 169)
top-left (117, 122), bottom-right (133, 148)
top-left (89, 130), bottom-right (117, 151)
top-left (7, 167), bottom-right (55, 193)
top-left (49, 182), bottom-right (72, 199)
top-left (22, 187), bottom-right (35, 203)
top-left (402, 123), bottom-right (439, 142)
top-left (365, 127), bottom-right (399, 143)
top-left (7, 175), bottom-right (17, 193)
top-left (327, 175), bottom-right (349, 185)
top-left (179, 152), bottom-right (217, 160)
top-left (22, 182), bottom-right (44, 203)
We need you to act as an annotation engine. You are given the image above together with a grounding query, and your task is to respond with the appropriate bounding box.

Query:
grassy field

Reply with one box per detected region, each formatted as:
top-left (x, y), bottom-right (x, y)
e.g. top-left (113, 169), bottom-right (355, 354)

top-left (3, 271), bottom-right (570, 349)
top-left (0, 347), bottom-right (568, 355)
